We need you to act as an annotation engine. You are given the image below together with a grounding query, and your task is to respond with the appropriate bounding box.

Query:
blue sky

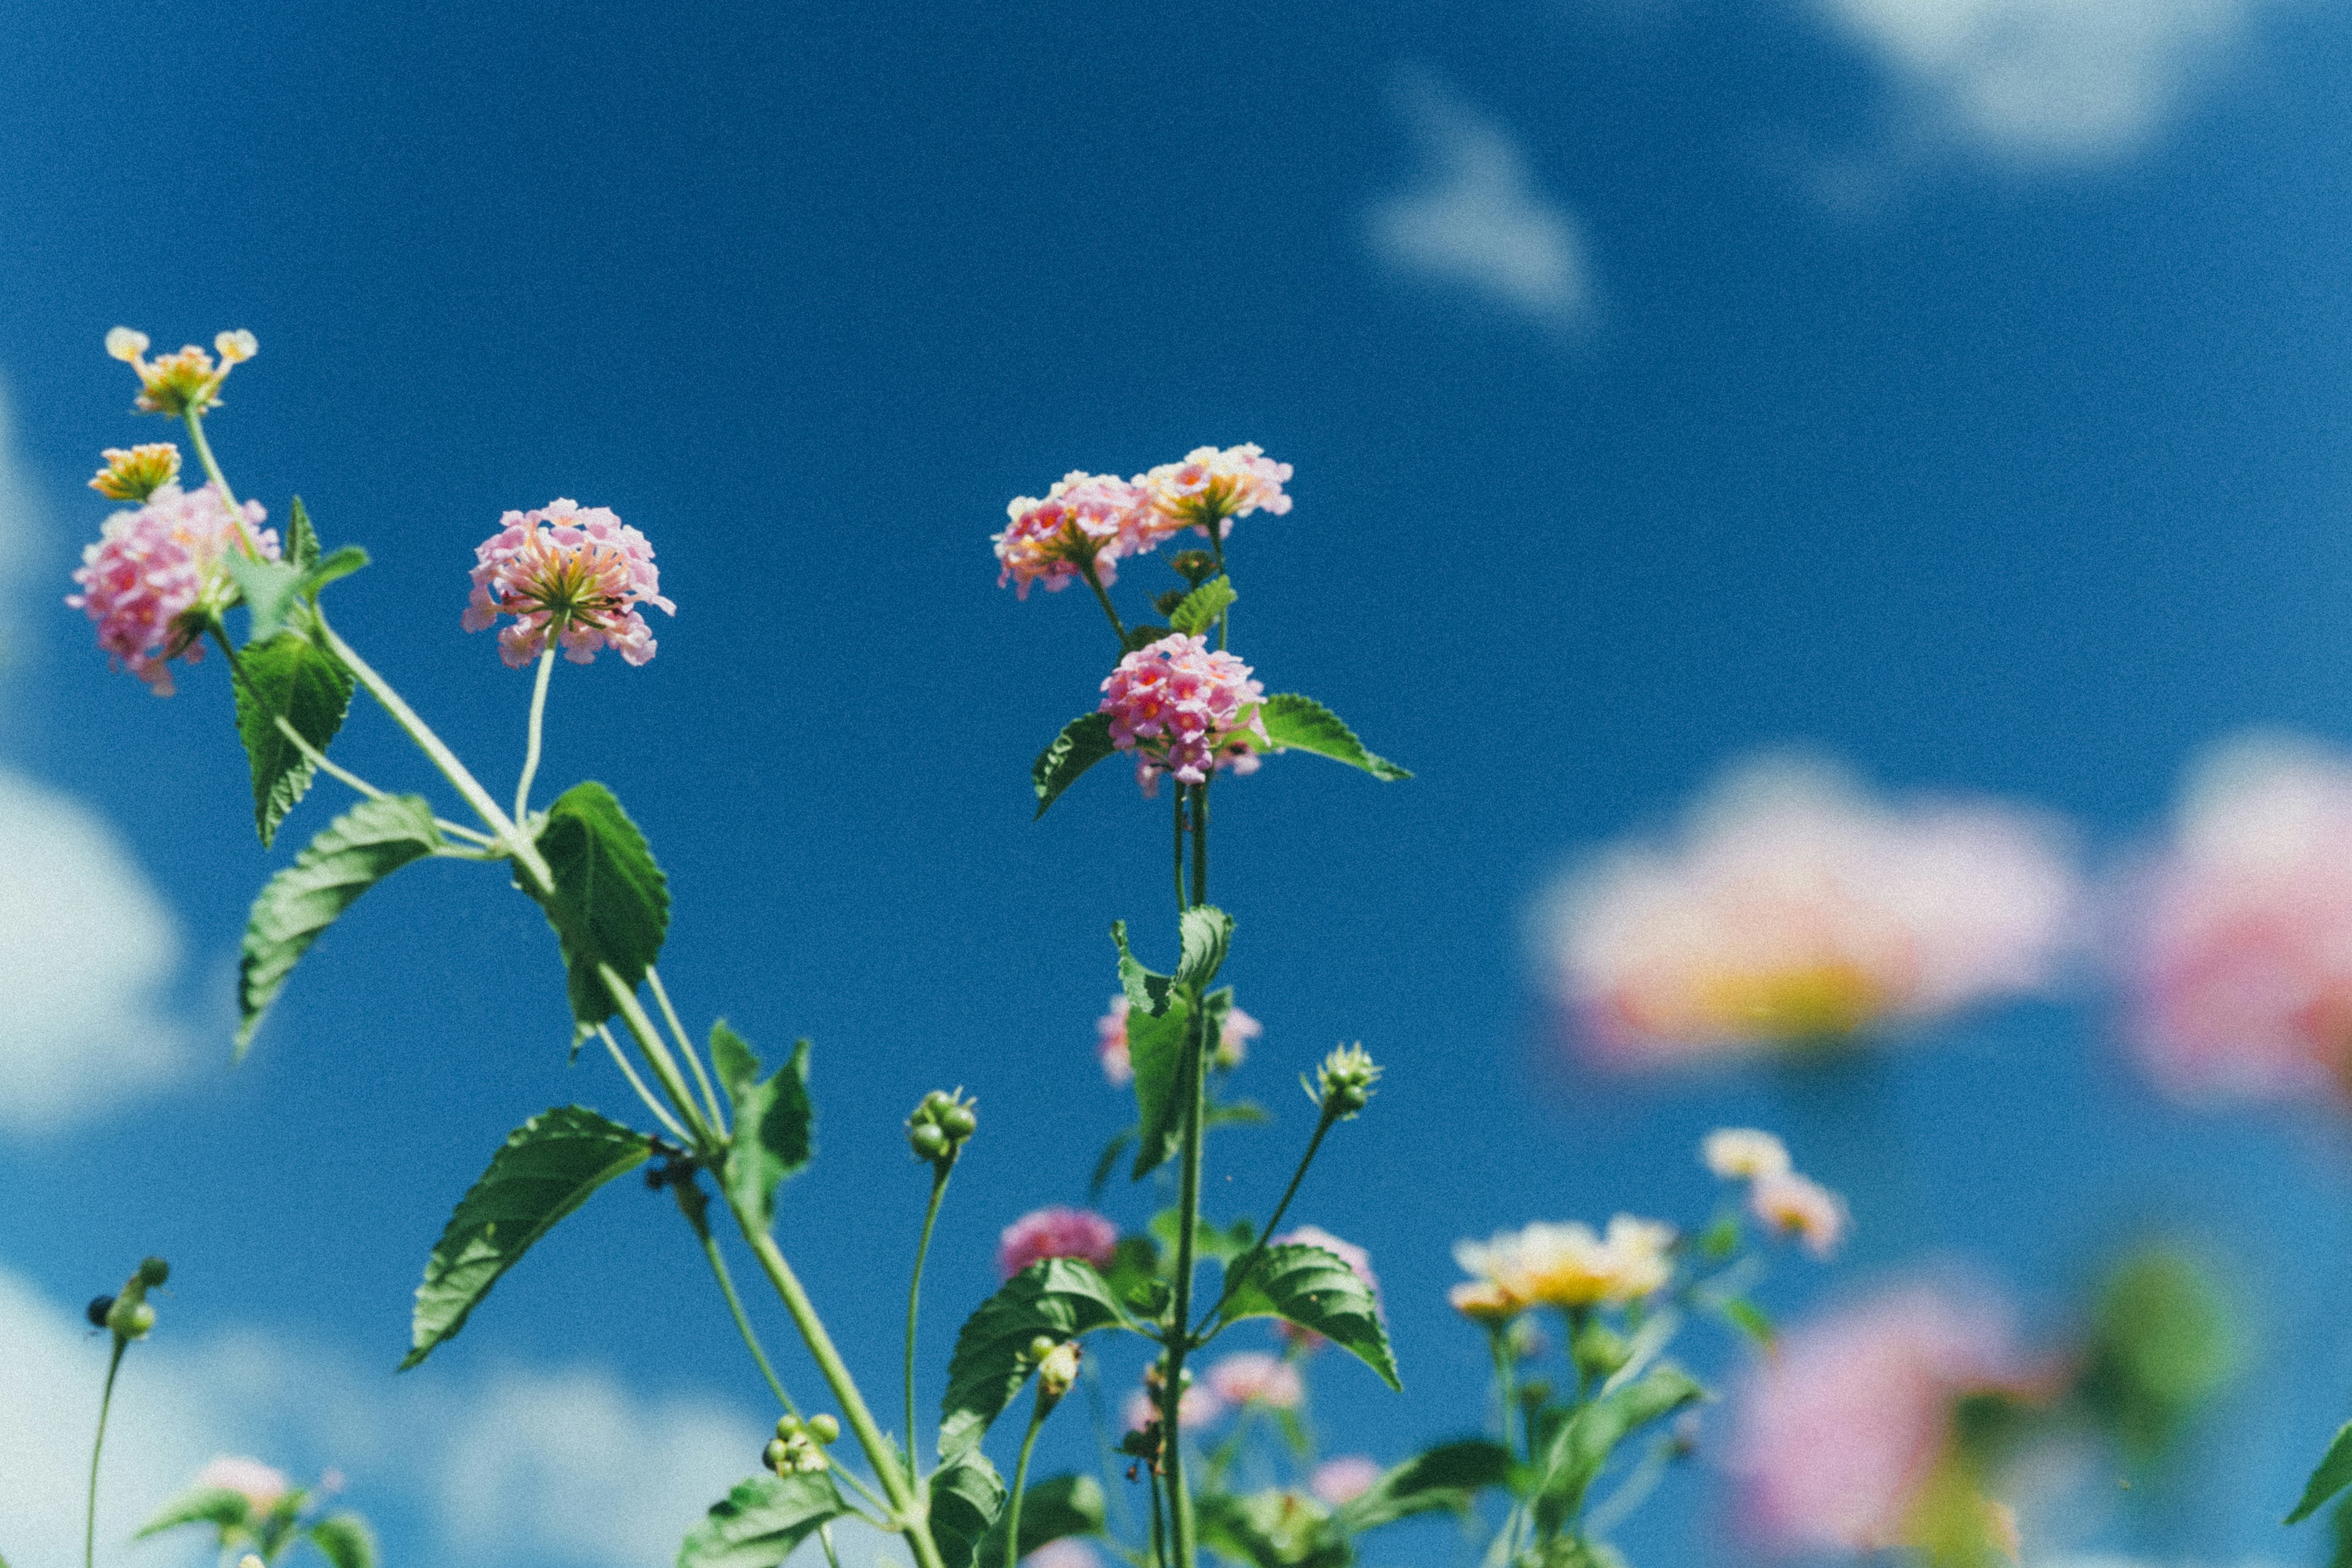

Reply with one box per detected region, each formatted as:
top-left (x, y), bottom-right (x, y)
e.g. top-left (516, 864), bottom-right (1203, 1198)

top-left (5, 0), bottom-right (2352, 1564)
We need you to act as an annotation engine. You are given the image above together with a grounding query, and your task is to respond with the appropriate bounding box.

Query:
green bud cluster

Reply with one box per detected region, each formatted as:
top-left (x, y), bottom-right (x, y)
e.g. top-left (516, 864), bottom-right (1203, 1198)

top-left (906, 1088), bottom-right (978, 1167)
top-left (764, 1412), bottom-right (840, 1476)
top-left (1028, 1336), bottom-right (1082, 1406)
top-left (1308, 1042), bottom-right (1381, 1119)
top-left (86, 1256), bottom-right (170, 1343)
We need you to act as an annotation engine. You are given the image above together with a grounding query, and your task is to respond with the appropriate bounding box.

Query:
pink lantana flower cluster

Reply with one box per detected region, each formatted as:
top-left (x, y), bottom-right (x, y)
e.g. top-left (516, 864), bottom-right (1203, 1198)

top-left (1204, 1351), bottom-right (1304, 1411)
top-left (995, 1205), bottom-right (1120, 1279)
top-left (993, 445), bottom-right (1292, 598)
top-left (462, 499), bottom-right (674, 668)
top-left (1099, 633), bottom-right (1268, 791)
top-left (69, 483), bottom-right (277, 695)
top-left (1136, 444), bottom-right (1293, 540)
top-left (1701, 1128), bottom-right (1848, 1259)
top-left (1096, 995), bottom-right (1262, 1084)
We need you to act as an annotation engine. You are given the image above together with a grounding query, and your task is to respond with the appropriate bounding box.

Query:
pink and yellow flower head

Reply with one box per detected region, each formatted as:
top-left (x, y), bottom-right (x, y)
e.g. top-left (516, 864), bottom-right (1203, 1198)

top-left (1547, 761), bottom-right (2080, 1063)
top-left (2117, 738), bottom-right (2352, 1107)
top-left (1452, 1215), bottom-right (1675, 1315)
top-left (194, 1455), bottom-right (290, 1516)
top-left (69, 483), bottom-right (278, 695)
top-left (1205, 1351), bottom-right (1305, 1411)
top-left (1137, 445), bottom-right (1293, 540)
top-left (996, 1205), bottom-right (1120, 1279)
top-left (994, 471), bottom-right (1169, 599)
top-left (1749, 1171), bottom-right (1848, 1259)
top-left (1099, 634), bottom-right (1268, 791)
top-left (89, 443), bottom-right (183, 503)
top-left (1308, 1456), bottom-right (1383, 1507)
top-left (462, 499), bottom-right (674, 668)
top-left (1701, 1128), bottom-right (1792, 1180)
top-left (106, 328), bottom-right (255, 418)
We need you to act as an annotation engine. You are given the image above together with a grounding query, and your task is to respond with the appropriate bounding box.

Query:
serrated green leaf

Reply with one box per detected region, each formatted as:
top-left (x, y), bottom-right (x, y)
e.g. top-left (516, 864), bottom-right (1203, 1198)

top-left (134, 1487), bottom-right (250, 1539)
top-left (930, 1447), bottom-right (1006, 1568)
top-left (305, 545), bottom-right (369, 593)
top-left (233, 627), bottom-right (355, 846)
top-left (1169, 576), bottom-right (1235, 637)
top-left (226, 552), bottom-right (309, 643)
top-left (1219, 1244), bottom-right (1398, 1390)
top-left (940, 1259), bottom-right (1137, 1459)
top-left (676, 1472), bottom-right (847, 1568)
top-left (712, 1023), bottom-right (814, 1230)
top-left (1177, 905), bottom-right (1233, 989)
top-left (1113, 921), bottom-right (1194, 1180)
top-left (2291, 1422), bottom-right (2352, 1524)
top-left (1033, 713), bottom-right (1118, 819)
top-left (238, 794), bottom-right (440, 1057)
top-left (978, 1473), bottom-right (1107, 1562)
top-left (526, 782), bottom-right (670, 1043)
top-left (1530, 1363), bottom-right (1703, 1534)
top-left (1256, 695), bottom-right (1409, 782)
top-left (305, 1513), bottom-right (378, 1568)
top-left (1334, 1441), bottom-right (1515, 1533)
top-left (287, 495), bottom-right (320, 570)
top-left (402, 1105), bottom-right (650, 1370)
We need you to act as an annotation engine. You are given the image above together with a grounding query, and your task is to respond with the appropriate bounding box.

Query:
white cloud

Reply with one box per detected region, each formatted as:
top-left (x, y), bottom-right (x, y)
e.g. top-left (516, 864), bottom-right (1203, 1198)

top-left (1812, 0), bottom-right (2257, 165)
top-left (0, 1265), bottom-right (769, 1568)
top-left (1368, 77), bottom-right (1596, 333)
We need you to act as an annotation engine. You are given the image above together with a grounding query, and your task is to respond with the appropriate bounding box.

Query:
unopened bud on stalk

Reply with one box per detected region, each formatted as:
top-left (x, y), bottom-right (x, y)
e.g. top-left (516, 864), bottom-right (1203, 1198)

top-left (805, 1414), bottom-right (840, 1444)
top-left (765, 1419), bottom-right (829, 1475)
top-left (1571, 1322), bottom-right (1629, 1379)
top-left (906, 1088), bottom-right (978, 1169)
top-left (111, 1300), bottom-right (156, 1340)
top-left (1036, 1340), bottom-right (1082, 1405)
top-left (1308, 1043), bottom-right (1381, 1119)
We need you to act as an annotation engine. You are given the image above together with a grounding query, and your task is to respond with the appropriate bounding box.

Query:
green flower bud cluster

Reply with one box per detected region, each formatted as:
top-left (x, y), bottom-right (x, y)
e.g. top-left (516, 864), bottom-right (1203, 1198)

top-left (1308, 1042), bottom-right (1381, 1119)
top-left (1028, 1336), bottom-right (1082, 1408)
top-left (906, 1088), bottom-right (978, 1167)
top-left (764, 1412), bottom-right (840, 1476)
top-left (86, 1256), bottom-right (169, 1343)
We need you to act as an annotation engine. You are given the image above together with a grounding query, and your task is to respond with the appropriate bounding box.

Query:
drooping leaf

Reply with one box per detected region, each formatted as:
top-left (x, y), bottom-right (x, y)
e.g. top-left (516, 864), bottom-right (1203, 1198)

top-left (134, 1487), bottom-right (250, 1538)
top-left (1169, 577), bottom-right (1235, 638)
top-left (940, 1259), bottom-right (1137, 1458)
top-left (1530, 1363), bottom-right (1704, 1533)
top-left (287, 495), bottom-right (320, 570)
top-left (1176, 905), bottom-right (1232, 990)
top-left (976, 1473), bottom-right (1107, 1562)
top-left (1334, 1441), bottom-right (1516, 1533)
top-left (238, 794), bottom-right (440, 1056)
top-left (527, 782), bottom-right (670, 1042)
top-left (929, 1446), bottom-right (1006, 1568)
top-left (2291, 1422), bottom-right (2352, 1524)
top-left (1219, 1244), bottom-right (1398, 1390)
top-left (1256, 695), bottom-right (1409, 782)
top-left (1113, 921), bottom-right (1193, 1180)
top-left (1033, 713), bottom-right (1118, 819)
top-left (677, 1472), bottom-right (848, 1568)
top-left (712, 1023), bottom-right (815, 1229)
top-left (305, 1513), bottom-right (379, 1568)
top-left (402, 1106), bottom-right (650, 1370)
top-left (233, 625), bottom-right (355, 846)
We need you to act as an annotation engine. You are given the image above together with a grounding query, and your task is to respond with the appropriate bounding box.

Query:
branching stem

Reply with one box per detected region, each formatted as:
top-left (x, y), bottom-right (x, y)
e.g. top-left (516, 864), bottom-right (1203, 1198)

top-left (648, 967), bottom-right (728, 1137)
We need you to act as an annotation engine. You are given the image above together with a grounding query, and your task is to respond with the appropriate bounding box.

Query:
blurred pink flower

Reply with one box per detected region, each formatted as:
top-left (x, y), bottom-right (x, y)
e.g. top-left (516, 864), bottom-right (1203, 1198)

top-left (1022, 1540), bottom-right (1102, 1568)
top-left (1729, 1281), bottom-right (2035, 1555)
top-left (1137, 445), bottom-right (1293, 540)
top-left (1213, 1006), bottom-right (1261, 1069)
top-left (1309, 1455), bottom-right (1384, 1507)
top-left (1748, 1171), bottom-right (1848, 1259)
top-left (997, 1206), bottom-right (1120, 1279)
top-left (462, 499), bottom-right (673, 668)
top-left (1547, 760), bottom-right (2080, 1062)
top-left (1205, 1351), bottom-right (1304, 1410)
top-left (2119, 740), bottom-right (2352, 1106)
top-left (1123, 1383), bottom-right (1224, 1433)
top-left (195, 1455), bottom-right (290, 1515)
top-left (1099, 634), bottom-right (1268, 790)
top-left (994, 471), bottom-right (1169, 598)
top-left (69, 483), bottom-right (276, 695)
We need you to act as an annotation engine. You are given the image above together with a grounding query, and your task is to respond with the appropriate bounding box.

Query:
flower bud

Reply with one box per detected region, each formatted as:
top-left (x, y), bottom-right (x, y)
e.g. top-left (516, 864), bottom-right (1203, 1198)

top-left (89, 443), bottom-right (183, 503)
top-left (1571, 1322), bottom-right (1629, 1380)
top-left (776, 1415), bottom-right (800, 1439)
top-left (764, 1437), bottom-right (790, 1471)
top-left (1311, 1043), bottom-right (1381, 1119)
top-left (1029, 1335), bottom-right (1059, 1362)
top-left (1169, 550), bottom-right (1219, 586)
top-left (86, 1295), bottom-right (116, 1329)
top-left (138, 1256), bottom-right (170, 1288)
top-left (805, 1414), bottom-right (840, 1444)
top-left (906, 1088), bottom-right (977, 1168)
top-left (112, 1300), bottom-right (156, 1340)
top-left (1036, 1340), bottom-right (1082, 1403)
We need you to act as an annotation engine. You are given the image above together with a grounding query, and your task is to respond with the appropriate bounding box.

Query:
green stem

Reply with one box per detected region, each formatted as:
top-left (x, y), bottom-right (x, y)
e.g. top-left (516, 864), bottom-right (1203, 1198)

top-left (180, 410), bottom-right (263, 557)
top-left (684, 1196), bottom-right (797, 1414)
top-left (601, 967), bottom-right (714, 1152)
top-left (85, 1339), bottom-right (126, 1568)
top-left (513, 644), bottom-right (556, 828)
top-left (1005, 1395), bottom-right (1050, 1568)
top-left (1172, 786), bottom-right (1188, 911)
top-left (1206, 521), bottom-right (1229, 649)
top-left (597, 1024), bottom-right (692, 1145)
top-left (1490, 1329), bottom-right (1519, 1461)
top-left (1196, 1107), bottom-right (1339, 1338)
top-left (907, 1163), bottom-right (952, 1474)
top-left (1188, 783), bottom-right (1208, 909)
top-left (1148, 1466), bottom-right (1168, 1568)
top-left (1077, 558), bottom-right (1128, 646)
top-left (818, 1526), bottom-right (844, 1568)
top-left (728, 1197), bottom-right (946, 1568)
top-left (1159, 1001), bottom-right (1209, 1568)
top-left (648, 968), bottom-right (728, 1138)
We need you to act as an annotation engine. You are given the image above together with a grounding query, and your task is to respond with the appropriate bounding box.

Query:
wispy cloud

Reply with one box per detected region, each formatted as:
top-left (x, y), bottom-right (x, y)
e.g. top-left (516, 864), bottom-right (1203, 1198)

top-left (1812, 0), bottom-right (2258, 167)
top-left (1367, 75), bottom-right (1596, 334)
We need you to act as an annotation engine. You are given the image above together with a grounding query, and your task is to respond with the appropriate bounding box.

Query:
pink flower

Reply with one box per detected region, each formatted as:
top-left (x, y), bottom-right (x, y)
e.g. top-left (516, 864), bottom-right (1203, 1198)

top-left (1546, 760), bottom-right (2080, 1063)
top-left (2117, 739), bottom-right (2352, 1106)
top-left (1205, 1351), bottom-right (1305, 1410)
top-left (1099, 634), bottom-right (1269, 790)
top-left (195, 1455), bottom-right (290, 1516)
top-left (997, 1206), bottom-right (1120, 1279)
top-left (1097, 997), bottom-right (1134, 1085)
top-left (1748, 1171), bottom-right (1849, 1259)
top-left (1213, 1006), bottom-right (1261, 1069)
top-left (1122, 1383), bottom-right (1224, 1433)
top-left (1137, 445), bottom-right (1294, 540)
top-left (1309, 1456), bottom-right (1384, 1507)
top-left (1022, 1541), bottom-right (1102, 1568)
top-left (994, 471), bottom-right (1170, 599)
top-left (69, 483), bottom-right (277, 695)
top-left (1729, 1282), bottom-right (2037, 1555)
top-left (462, 499), bottom-right (673, 668)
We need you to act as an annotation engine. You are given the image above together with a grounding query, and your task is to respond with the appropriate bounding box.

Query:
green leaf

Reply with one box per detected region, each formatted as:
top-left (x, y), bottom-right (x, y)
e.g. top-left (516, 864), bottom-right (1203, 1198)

top-left (305, 1514), bottom-right (378, 1568)
top-left (1219, 1243), bottom-right (1398, 1390)
top-left (929, 1447), bottom-right (1006, 1568)
top-left (134, 1487), bottom-right (250, 1538)
top-left (1530, 1363), bottom-right (1704, 1534)
top-left (1177, 905), bottom-right (1233, 990)
top-left (712, 1023), bottom-right (815, 1230)
top-left (287, 495), bottom-right (320, 570)
top-left (305, 545), bottom-right (369, 593)
top-left (2331, 1495), bottom-right (2352, 1568)
top-left (1169, 576), bottom-right (1235, 637)
top-left (940, 1258), bottom-right (1137, 1458)
top-left (1335, 1441), bottom-right (1516, 1533)
top-left (233, 627), bottom-right (356, 847)
top-left (1148, 1208), bottom-right (1255, 1265)
top-left (2291, 1422), bottom-right (2352, 1524)
top-left (1256, 695), bottom-right (1410, 782)
top-left (1113, 921), bottom-right (1193, 1180)
top-left (677, 1472), bottom-right (848, 1568)
top-left (1719, 1297), bottom-right (1775, 1350)
top-left (1033, 713), bottom-right (1118, 819)
top-left (238, 794), bottom-right (441, 1057)
top-left (225, 552), bottom-right (309, 643)
top-left (402, 1105), bottom-right (650, 1370)
top-left (1087, 1127), bottom-right (1135, 1198)
top-left (1196, 1490), bottom-right (1348, 1568)
top-left (977, 1473), bottom-right (1107, 1562)
top-left (527, 782), bottom-right (671, 1044)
